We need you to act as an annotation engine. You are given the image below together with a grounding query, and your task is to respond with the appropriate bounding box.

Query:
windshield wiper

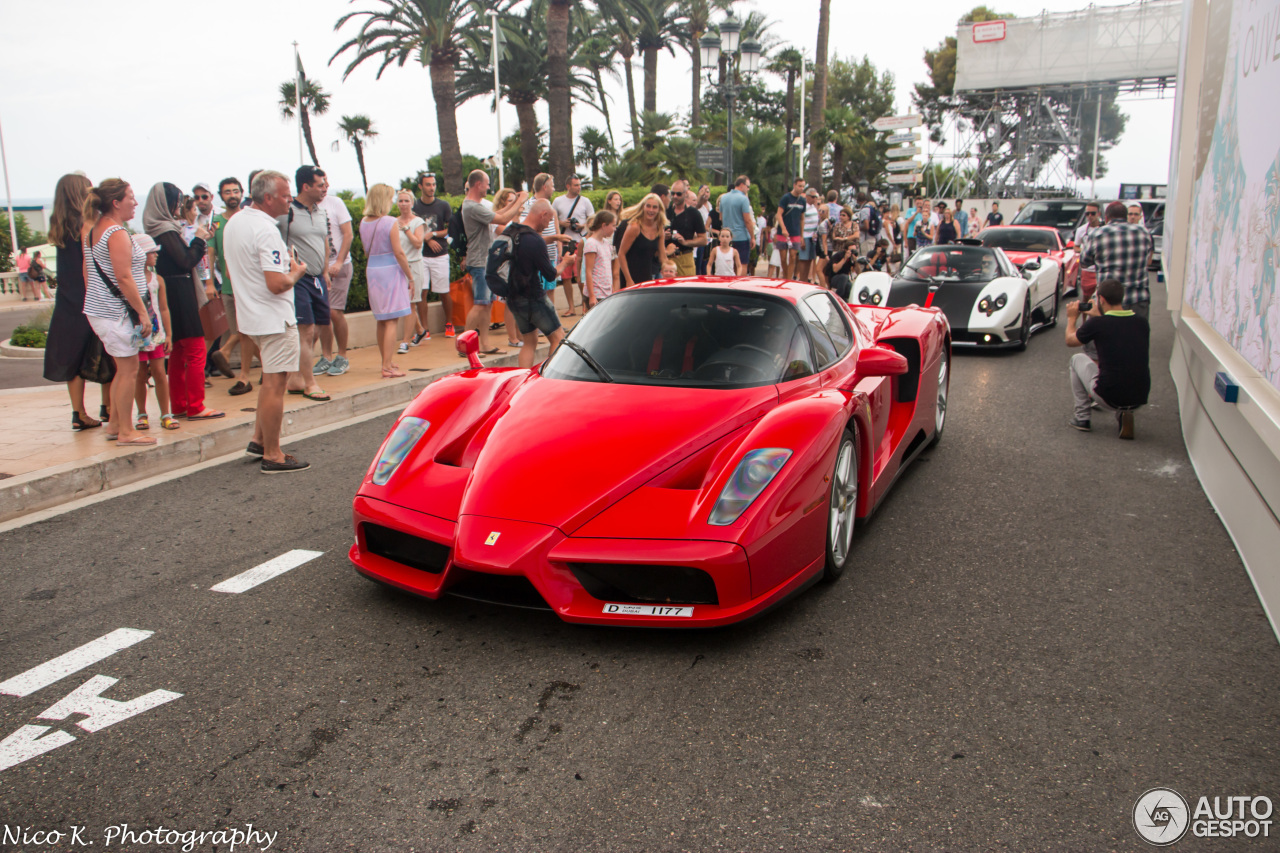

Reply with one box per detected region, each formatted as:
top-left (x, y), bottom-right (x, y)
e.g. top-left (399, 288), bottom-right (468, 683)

top-left (562, 340), bottom-right (613, 383)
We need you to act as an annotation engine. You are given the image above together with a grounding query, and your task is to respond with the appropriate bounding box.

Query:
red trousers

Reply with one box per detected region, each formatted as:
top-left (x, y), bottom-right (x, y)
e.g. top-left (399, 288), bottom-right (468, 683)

top-left (168, 336), bottom-right (207, 416)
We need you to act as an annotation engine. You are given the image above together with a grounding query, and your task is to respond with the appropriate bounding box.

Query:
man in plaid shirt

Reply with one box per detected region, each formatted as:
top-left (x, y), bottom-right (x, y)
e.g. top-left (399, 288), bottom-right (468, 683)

top-left (1080, 201), bottom-right (1154, 317)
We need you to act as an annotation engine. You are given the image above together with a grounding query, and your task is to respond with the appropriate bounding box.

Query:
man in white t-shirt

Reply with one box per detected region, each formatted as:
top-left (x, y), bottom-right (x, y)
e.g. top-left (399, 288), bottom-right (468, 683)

top-left (552, 174), bottom-right (594, 312)
top-left (315, 174), bottom-right (353, 375)
top-left (223, 170), bottom-right (310, 474)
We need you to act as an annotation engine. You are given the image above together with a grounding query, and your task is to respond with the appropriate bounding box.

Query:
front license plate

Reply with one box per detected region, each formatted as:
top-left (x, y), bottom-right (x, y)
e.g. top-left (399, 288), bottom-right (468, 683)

top-left (602, 603), bottom-right (694, 617)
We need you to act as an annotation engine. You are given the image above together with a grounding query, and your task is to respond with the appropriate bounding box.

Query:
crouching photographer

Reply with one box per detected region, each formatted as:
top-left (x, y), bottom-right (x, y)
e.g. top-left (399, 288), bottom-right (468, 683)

top-left (825, 244), bottom-right (864, 301)
top-left (1064, 278), bottom-right (1150, 439)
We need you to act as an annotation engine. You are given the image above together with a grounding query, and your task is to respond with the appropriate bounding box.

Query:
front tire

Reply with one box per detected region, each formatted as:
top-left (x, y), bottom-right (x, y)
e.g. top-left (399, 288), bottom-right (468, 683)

top-left (1015, 293), bottom-right (1032, 351)
top-left (824, 428), bottom-right (859, 581)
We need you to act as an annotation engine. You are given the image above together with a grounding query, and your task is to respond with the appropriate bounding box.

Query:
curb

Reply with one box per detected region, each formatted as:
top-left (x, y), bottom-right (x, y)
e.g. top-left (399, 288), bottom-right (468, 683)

top-left (0, 338), bottom-right (44, 358)
top-left (0, 344), bottom-right (547, 524)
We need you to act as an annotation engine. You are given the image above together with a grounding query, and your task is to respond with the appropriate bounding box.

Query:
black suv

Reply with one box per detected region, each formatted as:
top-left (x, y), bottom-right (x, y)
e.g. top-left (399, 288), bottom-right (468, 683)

top-left (1008, 199), bottom-right (1091, 246)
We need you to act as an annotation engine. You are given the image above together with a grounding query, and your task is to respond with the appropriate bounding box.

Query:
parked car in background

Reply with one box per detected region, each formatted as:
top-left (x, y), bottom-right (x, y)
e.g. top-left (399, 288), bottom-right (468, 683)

top-left (1009, 199), bottom-right (1090, 246)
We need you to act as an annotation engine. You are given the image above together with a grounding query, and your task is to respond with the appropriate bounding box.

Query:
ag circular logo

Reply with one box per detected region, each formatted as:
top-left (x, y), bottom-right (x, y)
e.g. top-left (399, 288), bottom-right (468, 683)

top-left (1134, 787), bottom-right (1191, 846)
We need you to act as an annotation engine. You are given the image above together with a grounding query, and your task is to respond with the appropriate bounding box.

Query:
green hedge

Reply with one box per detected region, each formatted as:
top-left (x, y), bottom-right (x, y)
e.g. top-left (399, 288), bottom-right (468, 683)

top-left (338, 184), bottom-right (762, 313)
top-left (10, 325), bottom-right (47, 348)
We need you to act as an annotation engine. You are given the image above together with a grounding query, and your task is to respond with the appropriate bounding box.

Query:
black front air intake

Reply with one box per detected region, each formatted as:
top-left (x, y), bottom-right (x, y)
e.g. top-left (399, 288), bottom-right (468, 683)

top-left (568, 563), bottom-right (719, 606)
top-left (363, 523), bottom-right (451, 574)
top-left (445, 569), bottom-right (552, 610)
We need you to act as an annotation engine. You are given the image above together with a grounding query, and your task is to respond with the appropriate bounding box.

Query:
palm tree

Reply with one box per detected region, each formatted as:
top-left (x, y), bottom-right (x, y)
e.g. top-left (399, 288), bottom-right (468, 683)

top-left (596, 0), bottom-right (645, 151)
top-left (338, 115), bottom-right (379, 193)
top-left (768, 47), bottom-right (804, 185)
top-left (574, 7), bottom-right (622, 151)
top-left (805, 0), bottom-right (831, 189)
top-left (456, 1), bottom-right (596, 186)
top-left (547, 0), bottom-right (576, 181)
top-left (279, 75), bottom-right (331, 167)
top-left (332, 0), bottom-right (474, 193)
top-left (633, 0), bottom-right (686, 115)
top-left (576, 127), bottom-right (615, 183)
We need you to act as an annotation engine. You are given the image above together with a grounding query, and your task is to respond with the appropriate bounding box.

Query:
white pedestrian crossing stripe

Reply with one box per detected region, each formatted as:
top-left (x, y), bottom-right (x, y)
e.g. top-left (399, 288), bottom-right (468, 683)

top-left (0, 628), bottom-right (152, 698)
top-left (210, 549), bottom-right (324, 594)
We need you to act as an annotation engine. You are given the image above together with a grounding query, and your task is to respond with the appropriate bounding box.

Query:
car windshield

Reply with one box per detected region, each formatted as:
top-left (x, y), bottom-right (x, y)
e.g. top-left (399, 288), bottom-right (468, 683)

top-left (542, 288), bottom-right (806, 388)
top-left (898, 246), bottom-right (998, 282)
top-left (981, 228), bottom-right (1057, 253)
top-left (1011, 201), bottom-right (1087, 229)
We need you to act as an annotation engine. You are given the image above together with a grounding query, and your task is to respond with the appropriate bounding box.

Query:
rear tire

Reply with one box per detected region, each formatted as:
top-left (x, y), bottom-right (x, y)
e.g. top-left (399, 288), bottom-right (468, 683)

top-left (824, 428), bottom-right (859, 581)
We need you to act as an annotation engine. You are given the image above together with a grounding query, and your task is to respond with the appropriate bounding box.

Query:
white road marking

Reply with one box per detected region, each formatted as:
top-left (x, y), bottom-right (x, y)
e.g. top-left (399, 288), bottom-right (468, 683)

top-left (210, 549), bottom-right (324, 594)
top-left (38, 674), bottom-right (182, 733)
top-left (0, 628), bottom-right (153, 698)
top-left (0, 725), bottom-right (77, 772)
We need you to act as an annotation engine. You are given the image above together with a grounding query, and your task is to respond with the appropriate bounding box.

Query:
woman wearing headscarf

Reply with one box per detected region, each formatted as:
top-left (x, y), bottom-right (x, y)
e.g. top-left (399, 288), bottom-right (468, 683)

top-left (144, 182), bottom-right (224, 420)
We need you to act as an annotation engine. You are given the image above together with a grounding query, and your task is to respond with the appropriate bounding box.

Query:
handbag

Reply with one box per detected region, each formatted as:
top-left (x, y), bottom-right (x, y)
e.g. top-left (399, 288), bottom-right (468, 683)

top-left (199, 292), bottom-right (229, 340)
top-left (79, 333), bottom-right (118, 384)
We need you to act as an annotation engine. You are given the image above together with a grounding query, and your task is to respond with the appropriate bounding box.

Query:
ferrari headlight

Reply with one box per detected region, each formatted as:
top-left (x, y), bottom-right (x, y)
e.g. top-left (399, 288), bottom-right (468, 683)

top-left (871, 292), bottom-right (882, 305)
top-left (708, 448), bottom-right (792, 526)
top-left (858, 287), bottom-right (870, 304)
top-left (372, 416), bottom-right (430, 485)
top-left (995, 293), bottom-right (1007, 309)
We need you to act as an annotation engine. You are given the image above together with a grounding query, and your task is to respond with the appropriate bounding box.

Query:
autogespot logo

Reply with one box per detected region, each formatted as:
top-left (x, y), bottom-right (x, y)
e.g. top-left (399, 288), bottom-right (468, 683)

top-left (1134, 788), bottom-right (1190, 846)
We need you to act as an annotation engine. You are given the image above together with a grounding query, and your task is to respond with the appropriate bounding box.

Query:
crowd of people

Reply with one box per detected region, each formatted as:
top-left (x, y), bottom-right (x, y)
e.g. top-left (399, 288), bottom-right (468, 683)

top-left (29, 159), bottom-right (1159, 471)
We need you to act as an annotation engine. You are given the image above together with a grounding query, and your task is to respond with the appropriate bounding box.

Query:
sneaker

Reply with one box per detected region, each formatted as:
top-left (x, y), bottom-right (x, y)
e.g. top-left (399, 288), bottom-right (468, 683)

top-left (314, 355), bottom-right (333, 375)
top-left (1068, 418), bottom-right (1091, 431)
top-left (327, 355), bottom-right (350, 376)
top-left (1118, 410), bottom-right (1135, 440)
top-left (412, 330), bottom-right (429, 345)
top-left (444, 323), bottom-right (456, 338)
top-left (245, 441), bottom-right (264, 457)
top-left (397, 342), bottom-right (410, 354)
top-left (261, 454), bottom-right (310, 474)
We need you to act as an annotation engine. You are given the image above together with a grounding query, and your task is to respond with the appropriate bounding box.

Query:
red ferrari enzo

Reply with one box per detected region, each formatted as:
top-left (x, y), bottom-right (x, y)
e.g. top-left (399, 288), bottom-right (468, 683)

top-left (980, 225), bottom-right (1078, 298)
top-left (349, 278), bottom-right (949, 627)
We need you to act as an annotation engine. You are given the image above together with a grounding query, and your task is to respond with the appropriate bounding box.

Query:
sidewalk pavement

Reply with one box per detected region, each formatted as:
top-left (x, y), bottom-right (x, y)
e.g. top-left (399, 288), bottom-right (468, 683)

top-left (0, 299), bottom-right (585, 524)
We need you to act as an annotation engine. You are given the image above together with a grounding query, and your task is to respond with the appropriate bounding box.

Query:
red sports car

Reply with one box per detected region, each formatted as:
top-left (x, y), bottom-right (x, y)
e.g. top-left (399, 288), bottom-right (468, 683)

top-left (980, 225), bottom-right (1078, 298)
top-left (349, 278), bottom-right (950, 627)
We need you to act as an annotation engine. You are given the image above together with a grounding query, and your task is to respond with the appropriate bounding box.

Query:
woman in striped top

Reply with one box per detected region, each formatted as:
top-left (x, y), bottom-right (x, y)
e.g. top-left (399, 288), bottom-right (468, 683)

top-left (83, 178), bottom-right (156, 446)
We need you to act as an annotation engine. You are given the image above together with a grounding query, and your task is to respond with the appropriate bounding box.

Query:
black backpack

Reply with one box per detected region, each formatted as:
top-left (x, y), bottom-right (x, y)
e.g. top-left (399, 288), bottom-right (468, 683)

top-left (485, 223), bottom-right (540, 299)
top-left (447, 208), bottom-right (468, 262)
top-left (864, 204), bottom-right (881, 240)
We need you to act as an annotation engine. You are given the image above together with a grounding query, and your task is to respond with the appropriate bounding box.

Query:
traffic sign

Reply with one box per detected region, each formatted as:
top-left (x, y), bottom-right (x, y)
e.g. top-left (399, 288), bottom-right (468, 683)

top-left (872, 114), bottom-right (922, 132)
top-left (696, 146), bottom-right (728, 170)
top-left (886, 160), bottom-right (922, 172)
top-left (885, 130), bottom-right (921, 145)
top-left (888, 146), bottom-right (922, 158)
top-left (887, 173), bottom-right (922, 184)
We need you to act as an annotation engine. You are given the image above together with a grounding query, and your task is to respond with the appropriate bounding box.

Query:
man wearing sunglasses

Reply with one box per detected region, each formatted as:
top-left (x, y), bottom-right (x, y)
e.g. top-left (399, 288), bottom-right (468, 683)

top-left (1073, 201), bottom-right (1102, 299)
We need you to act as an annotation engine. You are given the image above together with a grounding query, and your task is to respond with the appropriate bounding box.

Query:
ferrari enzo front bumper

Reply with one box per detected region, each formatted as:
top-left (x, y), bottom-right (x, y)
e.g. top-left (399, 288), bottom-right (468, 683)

top-left (350, 496), bottom-right (819, 627)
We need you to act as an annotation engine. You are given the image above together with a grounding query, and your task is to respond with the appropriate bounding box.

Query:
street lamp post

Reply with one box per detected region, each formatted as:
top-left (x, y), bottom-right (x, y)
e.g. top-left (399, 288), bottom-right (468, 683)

top-left (699, 14), bottom-right (761, 183)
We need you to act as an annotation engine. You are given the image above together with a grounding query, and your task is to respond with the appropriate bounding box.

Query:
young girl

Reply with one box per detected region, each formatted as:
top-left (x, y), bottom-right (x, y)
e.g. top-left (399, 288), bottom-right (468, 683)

top-left (710, 228), bottom-right (743, 276)
top-left (582, 211), bottom-right (617, 310)
top-left (131, 234), bottom-right (177, 431)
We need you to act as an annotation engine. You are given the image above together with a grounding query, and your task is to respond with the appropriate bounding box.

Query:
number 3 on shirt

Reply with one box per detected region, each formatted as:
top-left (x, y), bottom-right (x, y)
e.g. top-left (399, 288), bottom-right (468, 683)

top-left (271, 250), bottom-right (282, 266)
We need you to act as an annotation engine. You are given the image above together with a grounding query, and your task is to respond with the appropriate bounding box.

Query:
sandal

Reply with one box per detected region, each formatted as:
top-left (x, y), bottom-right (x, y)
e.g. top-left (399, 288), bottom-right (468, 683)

top-left (479, 347), bottom-right (505, 356)
top-left (301, 390), bottom-right (331, 401)
top-left (72, 412), bottom-right (102, 431)
top-left (381, 368), bottom-right (406, 378)
top-left (188, 409), bottom-right (226, 420)
top-left (161, 414), bottom-right (180, 430)
top-left (116, 435), bottom-right (158, 446)
top-left (135, 413), bottom-right (150, 430)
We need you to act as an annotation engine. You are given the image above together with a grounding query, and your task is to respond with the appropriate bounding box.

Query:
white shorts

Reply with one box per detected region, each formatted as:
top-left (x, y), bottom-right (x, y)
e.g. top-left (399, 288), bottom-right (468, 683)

top-left (408, 260), bottom-right (426, 304)
top-left (424, 255), bottom-right (451, 295)
top-left (87, 313), bottom-right (142, 358)
top-left (249, 324), bottom-right (301, 374)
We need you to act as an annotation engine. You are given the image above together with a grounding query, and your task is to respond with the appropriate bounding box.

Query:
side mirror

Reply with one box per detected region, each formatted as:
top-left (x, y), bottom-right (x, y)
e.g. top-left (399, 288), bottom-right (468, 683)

top-left (856, 346), bottom-right (909, 378)
top-left (456, 329), bottom-right (482, 369)
top-left (1022, 258), bottom-right (1041, 271)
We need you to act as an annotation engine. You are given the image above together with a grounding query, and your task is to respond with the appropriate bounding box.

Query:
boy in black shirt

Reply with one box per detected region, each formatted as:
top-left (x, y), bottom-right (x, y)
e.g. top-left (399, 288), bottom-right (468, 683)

top-left (1064, 278), bottom-right (1150, 438)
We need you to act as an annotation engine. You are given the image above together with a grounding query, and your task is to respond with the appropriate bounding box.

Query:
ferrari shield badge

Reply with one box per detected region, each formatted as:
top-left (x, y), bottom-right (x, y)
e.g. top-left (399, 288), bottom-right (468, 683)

top-left (485, 531), bottom-right (500, 546)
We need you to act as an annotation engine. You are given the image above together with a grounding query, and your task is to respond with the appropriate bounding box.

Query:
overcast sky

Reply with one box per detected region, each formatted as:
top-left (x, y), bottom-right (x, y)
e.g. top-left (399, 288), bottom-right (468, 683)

top-left (0, 0), bottom-right (1176, 203)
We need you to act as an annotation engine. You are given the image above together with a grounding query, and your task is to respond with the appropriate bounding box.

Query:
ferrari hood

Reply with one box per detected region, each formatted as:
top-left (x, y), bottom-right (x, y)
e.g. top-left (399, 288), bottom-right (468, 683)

top-left (460, 377), bottom-right (778, 532)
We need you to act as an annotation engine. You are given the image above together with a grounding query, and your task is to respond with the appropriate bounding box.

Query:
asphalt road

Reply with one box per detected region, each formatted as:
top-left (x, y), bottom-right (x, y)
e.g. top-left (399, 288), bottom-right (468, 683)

top-left (1, 282), bottom-right (1277, 852)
